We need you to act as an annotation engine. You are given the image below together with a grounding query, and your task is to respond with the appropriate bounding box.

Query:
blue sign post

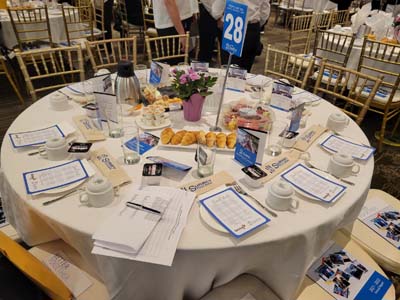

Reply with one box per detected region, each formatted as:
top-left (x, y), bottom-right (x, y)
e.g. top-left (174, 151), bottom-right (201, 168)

top-left (211, 0), bottom-right (248, 131)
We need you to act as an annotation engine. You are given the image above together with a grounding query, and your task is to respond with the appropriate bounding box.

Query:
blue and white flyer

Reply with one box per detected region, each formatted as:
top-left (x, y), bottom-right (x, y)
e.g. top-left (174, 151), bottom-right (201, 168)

top-left (307, 243), bottom-right (391, 300)
top-left (234, 127), bottom-right (267, 167)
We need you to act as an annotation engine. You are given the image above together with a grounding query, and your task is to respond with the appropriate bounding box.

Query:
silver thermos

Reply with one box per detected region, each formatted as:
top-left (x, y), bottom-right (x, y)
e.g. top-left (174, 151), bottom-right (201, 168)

top-left (115, 60), bottom-right (142, 108)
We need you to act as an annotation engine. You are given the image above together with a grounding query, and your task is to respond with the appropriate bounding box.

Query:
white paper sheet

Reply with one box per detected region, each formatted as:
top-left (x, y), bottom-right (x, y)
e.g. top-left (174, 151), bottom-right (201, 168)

top-left (320, 135), bottom-right (375, 160)
top-left (281, 163), bottom-right (346, 203)
top-left (22, 159), bottom-right (94, 195)
top-left (92, 186), bottom-right (196, 266)
top-left (94, 92), bottom-right (118, 123)
top-left (199, 187), bottom-right (270, 238)
top-left (9, 121), bottom-right (75, 148)
top-left (93, 190), bottom-right (170, 254)
top-left (43, 251), bottom-right (93, 298)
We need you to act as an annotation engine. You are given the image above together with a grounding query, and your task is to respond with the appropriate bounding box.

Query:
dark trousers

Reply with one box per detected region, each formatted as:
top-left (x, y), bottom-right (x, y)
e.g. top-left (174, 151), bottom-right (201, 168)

top-left (220, 22), bottom-right (261, 73)
top-left (156, 18), bottom-right (192, 65)
top-left (96, 0), bottom-right (113, 39)
top-left (337, 0), bottom-right (352, 10)
top-left (198, 4), bottom-right (220, 63)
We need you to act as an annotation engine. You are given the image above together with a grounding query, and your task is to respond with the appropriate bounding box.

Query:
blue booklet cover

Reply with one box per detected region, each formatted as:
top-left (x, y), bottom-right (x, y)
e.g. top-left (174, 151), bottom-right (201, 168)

top-left (149, 61), bottom-right (162, 85)
top-left (125, 132), bottom-right (159, 155)
top-left (234, 127), bottom-right (267, 167)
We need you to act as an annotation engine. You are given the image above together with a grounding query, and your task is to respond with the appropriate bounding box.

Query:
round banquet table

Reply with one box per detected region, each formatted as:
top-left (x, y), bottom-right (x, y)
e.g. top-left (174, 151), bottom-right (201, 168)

top-left (0, 77), bottom-right (374, 300)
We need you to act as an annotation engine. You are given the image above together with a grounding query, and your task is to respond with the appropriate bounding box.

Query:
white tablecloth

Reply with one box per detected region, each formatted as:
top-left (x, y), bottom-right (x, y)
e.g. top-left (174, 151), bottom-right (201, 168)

top-left (0, 7), bottom-right (71, 49)
top-left (280, 0), bottom-right (337, 12)
top-left (0, 83), bottom-right (373, 300)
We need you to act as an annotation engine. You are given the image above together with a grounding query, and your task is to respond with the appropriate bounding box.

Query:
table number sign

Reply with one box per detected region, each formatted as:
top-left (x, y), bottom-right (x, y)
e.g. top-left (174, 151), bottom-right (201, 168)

top-left (90, 148), bottom-right (131, 187)
top-left (307, 243), bottom-right (391, 300)
top-left (73, 115), bottom-right (106, 142)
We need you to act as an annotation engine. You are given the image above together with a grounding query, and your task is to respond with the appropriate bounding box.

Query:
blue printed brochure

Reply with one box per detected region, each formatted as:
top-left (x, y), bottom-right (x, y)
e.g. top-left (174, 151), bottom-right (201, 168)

top-left (125, 132), bottom-right (159, 155)
top-left (149, 61), bottom-right (170, 85)
top-left (234, 127), bottom-right (268, 167)
top-left (307, 243), bottom-right (391, 300)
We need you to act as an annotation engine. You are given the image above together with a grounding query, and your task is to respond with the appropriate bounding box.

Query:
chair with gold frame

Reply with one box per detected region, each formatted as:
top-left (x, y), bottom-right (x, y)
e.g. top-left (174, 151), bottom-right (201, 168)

top-left (288, 13), bottom-right (315, 54)
top-left (141, 0), bottom-right (158, 38)
top-left (0, 231), bottom-right (109, 300)
top-left (314, 60), bottom-right (383, 125)
top-left (7, 6), bottom-right (53, 51)
top-left (15, 45), bottom-right (85, 101)
top-left (357, 38), bottom-right (400, 152)
top-left (93, 0), bottom-right (106, 40)
top-left (314, 11), bottom-right (332, 30)
top-left (264, 45), bottom-right (315, 89)
top-left (330, 9), bottom-right (351, 27)
top-left (0, 57), bottom-right (24, 104)
top-left (145, 33), bottom-right (190, 65)
top-left (86, 37), bottom-right (137, 73)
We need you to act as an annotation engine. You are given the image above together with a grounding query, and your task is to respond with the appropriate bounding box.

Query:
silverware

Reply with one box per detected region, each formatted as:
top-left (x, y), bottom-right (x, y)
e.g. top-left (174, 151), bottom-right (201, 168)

top-left (58, 90), bottom-right (73, 100)
top-left (227, 182), bottom-right (278, 217)
top-left (42, 188), bottom-right (83, 206)
top-left (303, 160), bottom-right (355, 186)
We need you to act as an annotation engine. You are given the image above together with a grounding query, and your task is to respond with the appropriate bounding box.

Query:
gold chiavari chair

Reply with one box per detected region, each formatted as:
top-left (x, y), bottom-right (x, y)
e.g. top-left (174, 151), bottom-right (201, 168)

top-left (330, 9), bottom-right (351, 27)
top-left (141, 0), bottom-right (157, 37)
top-left (15, 45), bottom-right (85, 101)
top-left (314, 60), bottom-right (383, 125)
top-left (61, 4), bottom-right (97, 47)
top-left (357, 38), bottom-right (400, 152)
top-left (288, 14), bottom-right (315, 54)
top-left (314, 11), bottom-right (332, 30)
top-left (7, 6), bottom-right (53, 51)
top-left (145, 33), bottom-right (190, 65)
top-left (86, 37), bottom-right (137, 73)
top-left (93, 0), bottom-right (106, 40)
top-left (274, 0), bottom-right (292, 27)
top-left (264, 45), bottom-right (315, 89)
top-left (0, 57), bottom-right (24, 104)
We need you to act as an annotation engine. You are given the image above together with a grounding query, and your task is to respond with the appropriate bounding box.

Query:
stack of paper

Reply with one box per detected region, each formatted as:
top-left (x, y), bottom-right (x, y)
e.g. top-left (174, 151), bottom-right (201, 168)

top-left (92, 186), bottom-right (196, 266)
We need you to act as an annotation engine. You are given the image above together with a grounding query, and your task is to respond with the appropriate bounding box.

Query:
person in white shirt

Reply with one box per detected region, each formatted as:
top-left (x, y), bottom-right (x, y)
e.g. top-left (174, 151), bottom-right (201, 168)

top-left (212, 0), bottom-right (270, 72)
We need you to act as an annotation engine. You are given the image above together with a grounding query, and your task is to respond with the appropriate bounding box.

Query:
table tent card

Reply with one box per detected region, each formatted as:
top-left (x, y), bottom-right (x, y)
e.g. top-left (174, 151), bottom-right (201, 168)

top-left (90, 148), bottom-right (131, 187)
top-left (149, 61), bottom-right (170, 85)
top-left (358, 196), bottom-right (400, 250)
top-left (307, 243), bottom-right (391, 300)
top-left (93, 92), bottom-right (118, 125)
top-left (73, 115), bottom-right (106, 142)
top-left (92, 186), bottom-right (196, 266)
top-left (288, 103), bottom-right (305, 132)
top-left (226, 67), bottom-right (247, 92)
top-left (199, 187), bottom-right (270, 238)
top-left (281, 163), bottom-right (347, 203)
top-left (22, 159), bottom-right (94, 195)
top-left (293, 124), bottom-right (327, 152)
top-left (320, 134), bottom-right (375, 161)
top-left (234, 127), bottom-right (267, 167)
top-left (91, 73), bottom-right (113, 94)
top-left (180, 171), bottom-right (235, 195)
top-left (125, 132), bottom-right (159, 155)
top-left (270, 80), bottom-right (295, 112)
top-left (9, 122), bottom-right (75, 149)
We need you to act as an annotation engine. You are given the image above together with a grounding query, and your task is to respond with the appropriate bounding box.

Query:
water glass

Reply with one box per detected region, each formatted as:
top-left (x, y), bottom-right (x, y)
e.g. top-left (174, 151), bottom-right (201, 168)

top-left (121, 124), bottom-right (140, 165)
top-left (265, 120), bottom-right (288, 157)
top-left (135, 64), bottom-right (147, 86)
top-left (196, 142), bottom-right (216, 178)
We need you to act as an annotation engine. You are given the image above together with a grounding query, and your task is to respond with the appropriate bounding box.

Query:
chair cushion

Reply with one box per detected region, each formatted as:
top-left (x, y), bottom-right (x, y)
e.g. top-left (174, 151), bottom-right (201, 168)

top-left (200, 274), bottom-right (281, 300)
top-left (289, 54), bottom-right (312, 69)
top-left (312, 70), bottom-right (346, 85)
top-left (341, 189), bottom-right (400, 275)
top-left (356, 86), bottom-right (400, 105)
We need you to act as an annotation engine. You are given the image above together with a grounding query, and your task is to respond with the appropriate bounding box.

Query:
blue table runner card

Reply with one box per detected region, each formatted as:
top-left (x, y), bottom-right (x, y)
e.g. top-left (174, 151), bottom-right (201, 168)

top-left (199, 187), bottom-right (270, 238)
top-left (234, 127), bottom-right (268, 167)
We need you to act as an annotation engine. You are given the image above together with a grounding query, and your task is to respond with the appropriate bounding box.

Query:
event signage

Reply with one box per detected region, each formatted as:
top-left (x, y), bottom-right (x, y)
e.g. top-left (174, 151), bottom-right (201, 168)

top-left (221, 0), bottom-right (248, 57)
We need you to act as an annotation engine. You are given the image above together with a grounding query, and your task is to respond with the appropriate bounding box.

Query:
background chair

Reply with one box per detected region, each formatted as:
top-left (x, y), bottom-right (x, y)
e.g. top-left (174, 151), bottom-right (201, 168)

top-left (341, 189), bottom-right (400, 276)
top-left (116, 0), bottom-right (143, 38)
top-left (314, 11), bottom-right (332, 30)
top-left (0, 57), bottom-right (24, 104)
top-left (86, 37), bottom-right (137, 73)
top-left (330, 9), bottom-right (351, 27)
top-left (145, 33), bottom-right (190, 65)
top-left (7, 6), bottom-right (53, 51)
top-left (264, 45), bottom-right (315, 89)
top-left (357, 38), bottom-right (400, 152)
top-left (93, 0), bottom-right (106, 40)
top-left (313, 60), bottom-right (383, 125)
top-left (0, 231), bottom-right (108, 300)
top-left (288, 14), bottom-right (315, 54)
top-left (140, 0), bottom-right (157, 38)
top-left (16, 46), bottom-right (85, 101)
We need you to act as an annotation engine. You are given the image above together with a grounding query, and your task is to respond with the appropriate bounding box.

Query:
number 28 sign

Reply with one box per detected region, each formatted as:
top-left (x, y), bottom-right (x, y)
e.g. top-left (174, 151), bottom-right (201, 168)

top-left (221, 0), bottom-right (248, 58)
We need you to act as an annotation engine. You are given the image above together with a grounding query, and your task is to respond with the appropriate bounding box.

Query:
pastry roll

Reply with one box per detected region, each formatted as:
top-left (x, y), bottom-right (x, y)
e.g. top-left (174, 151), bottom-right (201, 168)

top-left (226, 132), bottom-right (237, 149)
top-left (181, 132), bottom-right (197, 146)
top-left (216, 133), bottom-right (227, 148)
top-left (195, 130), bottom-right (206, 145)
top-left (160, 128), bottom-right (175, 144)
top-left (171, 130), bottom-right (187, 145)
top-left (205, 132), bottom-right (216, 147)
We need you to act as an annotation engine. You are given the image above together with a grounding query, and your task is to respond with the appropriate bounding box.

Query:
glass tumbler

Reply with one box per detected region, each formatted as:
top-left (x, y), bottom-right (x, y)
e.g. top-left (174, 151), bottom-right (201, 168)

top-left (121, 123), bottom-right (140, 165)
top-left (196, 142), bottom-right (217, 178)
top-left (135, 64), bottom-right (148, 86)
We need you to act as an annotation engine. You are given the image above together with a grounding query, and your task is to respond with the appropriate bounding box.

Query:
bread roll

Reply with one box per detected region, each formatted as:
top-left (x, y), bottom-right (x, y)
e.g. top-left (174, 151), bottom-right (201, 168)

top-left (160, 128), bottom-right (175, 144)
top-left (195, 130), bottom-right (206, 145)
top-left (216, 133), bottom-right (227, 148)
top-left (226, 132), bottom-right (237, 149)
top-left (206, 132), bottom-right (216, 147)
top-left (171, 130), bottom-right (187, 145)
top-left (181, 132), bottom-right (197, 146)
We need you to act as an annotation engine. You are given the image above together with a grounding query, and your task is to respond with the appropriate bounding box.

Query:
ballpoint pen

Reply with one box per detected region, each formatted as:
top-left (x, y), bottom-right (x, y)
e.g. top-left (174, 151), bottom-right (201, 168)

top-left (126, 201), bottom-right (161, 215)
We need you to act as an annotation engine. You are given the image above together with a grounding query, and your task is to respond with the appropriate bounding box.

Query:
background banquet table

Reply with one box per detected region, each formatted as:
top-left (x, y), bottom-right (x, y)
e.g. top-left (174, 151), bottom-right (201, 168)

top-left (279, 0), bottom-right (337, 12)
top-left (0, 78), bottom-right (374, 300)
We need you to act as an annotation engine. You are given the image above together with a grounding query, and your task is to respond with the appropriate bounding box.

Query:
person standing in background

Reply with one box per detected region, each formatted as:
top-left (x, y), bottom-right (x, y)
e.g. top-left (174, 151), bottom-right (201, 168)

top-left (212, 0), bottom-right (270, 72)
top-left (198, 0), bottom-right (221, 64)
top-left (336, 0), bottom-right (352, 10)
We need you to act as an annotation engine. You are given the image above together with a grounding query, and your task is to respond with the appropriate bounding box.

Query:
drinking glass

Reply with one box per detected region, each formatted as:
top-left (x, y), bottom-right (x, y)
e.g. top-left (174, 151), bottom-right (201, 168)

top-left (121, 124), bottom-right (140, 165)
top-left (196, 142), bottom-right (216, 178)
top-left (265, 120), bottom-right (288, 157)
top-left (135, 64), bottom-right (147, 86)
top-left (82, 80), bottom-right (94, 101)
top-left (203, 71), bottom-right (222, 115)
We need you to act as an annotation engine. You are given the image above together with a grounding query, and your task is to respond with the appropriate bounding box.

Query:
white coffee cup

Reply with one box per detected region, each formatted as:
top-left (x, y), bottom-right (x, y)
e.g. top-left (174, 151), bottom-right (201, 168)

top-left (327, 152), bottom-right (360, 178)
top-left (79, 176), bottom-right (114, 208)
top-left (39, 137), bottom-right (69, 161)
top-left (326, 112), bottom-right (349, 132)
top-left (50, 93), bottom-right (70, 111)
top-left (266, 180), bottom-right (299, 211)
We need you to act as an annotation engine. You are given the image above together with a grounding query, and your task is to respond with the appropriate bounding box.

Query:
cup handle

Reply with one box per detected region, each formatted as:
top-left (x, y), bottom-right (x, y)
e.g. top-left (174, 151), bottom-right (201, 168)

top-left (352, 164), bottom-right (360, 175)
top-left (291, 198), bottom-right (299, 210)
top-left (300, 151), bottom-right (311, 161)
top-left (79, 192), bottom-right (89, 206)
top-left (38, 146), bottom-right (47, 157)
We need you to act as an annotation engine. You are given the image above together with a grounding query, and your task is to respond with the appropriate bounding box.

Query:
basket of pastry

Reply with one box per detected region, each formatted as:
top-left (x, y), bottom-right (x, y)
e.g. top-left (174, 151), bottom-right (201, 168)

top-left (160, 128), bottom-right (236, 151)
top-left (143, 86), bottom-right (183, 111)
top-left (223, 100), bottom-right (273, 132)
